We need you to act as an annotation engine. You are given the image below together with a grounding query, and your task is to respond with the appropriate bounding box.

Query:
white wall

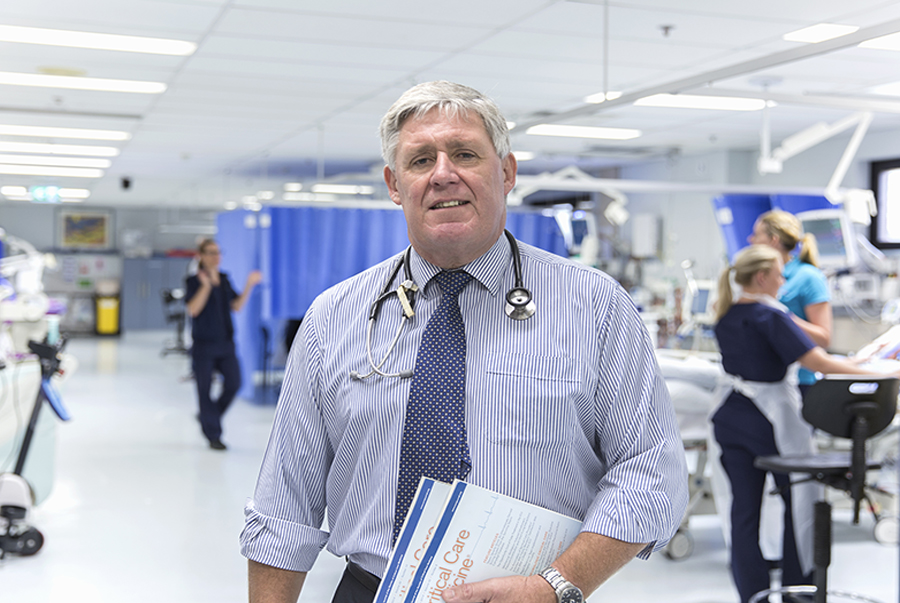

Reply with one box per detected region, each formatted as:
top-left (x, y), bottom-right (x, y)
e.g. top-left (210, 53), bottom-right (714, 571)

top-left (1, 204), bottom-right (216, 253)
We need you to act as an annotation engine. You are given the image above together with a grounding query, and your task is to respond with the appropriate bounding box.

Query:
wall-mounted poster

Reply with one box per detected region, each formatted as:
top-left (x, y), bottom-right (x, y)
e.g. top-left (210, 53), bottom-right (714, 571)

top-left (58, 210), bottom-right (113, 250)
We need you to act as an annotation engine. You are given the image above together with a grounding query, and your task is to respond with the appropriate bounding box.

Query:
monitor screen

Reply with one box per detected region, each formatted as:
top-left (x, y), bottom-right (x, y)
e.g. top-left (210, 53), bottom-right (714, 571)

top-left (870, 158), bottom-right (900, 248)
top-left (797, 209), bottom-right (858, 270)
top-left (691, 288), bottom-right (711, 316)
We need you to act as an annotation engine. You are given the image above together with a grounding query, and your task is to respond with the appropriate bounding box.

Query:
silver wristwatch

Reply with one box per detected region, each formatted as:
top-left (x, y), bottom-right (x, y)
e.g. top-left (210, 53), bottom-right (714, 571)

top-left (538, 567), bottom-right (584, 603)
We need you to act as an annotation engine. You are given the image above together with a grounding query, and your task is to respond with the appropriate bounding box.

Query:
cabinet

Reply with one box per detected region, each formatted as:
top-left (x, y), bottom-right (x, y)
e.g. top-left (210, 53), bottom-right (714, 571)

top-left (121, 257), bottom-right (192, 330)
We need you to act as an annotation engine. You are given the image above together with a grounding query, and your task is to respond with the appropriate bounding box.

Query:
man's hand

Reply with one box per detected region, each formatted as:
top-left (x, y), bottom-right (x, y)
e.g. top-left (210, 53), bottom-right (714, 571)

top-left (441, 574), bottom-right (555, 603)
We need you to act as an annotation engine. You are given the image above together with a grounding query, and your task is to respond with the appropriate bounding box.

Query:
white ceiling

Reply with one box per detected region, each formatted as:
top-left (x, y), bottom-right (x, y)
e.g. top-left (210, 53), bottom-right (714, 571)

top-left (3, 0), bottom-right (900, 209)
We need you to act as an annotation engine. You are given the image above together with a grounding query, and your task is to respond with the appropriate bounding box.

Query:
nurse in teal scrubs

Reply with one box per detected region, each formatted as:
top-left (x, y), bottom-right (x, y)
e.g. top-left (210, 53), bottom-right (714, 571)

top-left (748, 209), bottom-right (832, 396)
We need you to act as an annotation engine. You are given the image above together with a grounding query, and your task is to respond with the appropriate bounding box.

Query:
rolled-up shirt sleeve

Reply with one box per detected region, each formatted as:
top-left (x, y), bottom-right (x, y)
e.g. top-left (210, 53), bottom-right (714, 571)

top-left (582, 286), bottom-right (689, 557)
top-left (240, 304), bottom-right (332, 571)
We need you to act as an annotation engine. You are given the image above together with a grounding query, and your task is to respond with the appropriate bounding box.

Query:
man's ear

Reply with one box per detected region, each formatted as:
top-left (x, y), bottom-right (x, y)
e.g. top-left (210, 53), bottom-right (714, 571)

top-left (384, 165), bottom-right (401, 206)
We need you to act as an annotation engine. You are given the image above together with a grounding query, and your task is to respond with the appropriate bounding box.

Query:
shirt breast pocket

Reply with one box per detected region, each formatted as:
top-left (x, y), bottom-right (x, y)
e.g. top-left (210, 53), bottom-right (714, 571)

top-left (477, 353), bottom-right (581, 448)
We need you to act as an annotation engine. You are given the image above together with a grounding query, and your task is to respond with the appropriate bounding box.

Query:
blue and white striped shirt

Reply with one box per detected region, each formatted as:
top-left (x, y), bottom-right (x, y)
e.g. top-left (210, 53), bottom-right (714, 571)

top-left (241, 234), bottom-right (688, 577)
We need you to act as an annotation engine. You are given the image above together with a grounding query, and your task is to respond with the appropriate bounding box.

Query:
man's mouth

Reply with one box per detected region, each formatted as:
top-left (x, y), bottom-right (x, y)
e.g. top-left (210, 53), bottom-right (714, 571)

top-left (432, 200), bottom-right (468, 209)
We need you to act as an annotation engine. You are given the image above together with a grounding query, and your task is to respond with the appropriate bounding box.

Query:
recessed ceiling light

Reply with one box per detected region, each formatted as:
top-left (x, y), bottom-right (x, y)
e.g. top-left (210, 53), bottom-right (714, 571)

top-left (0, 154), bottom-right (111, 168)
top-left (0, 141), bottom-right (120, 156)
top-left (870, 81), bottom-right (900, 96)
top-left (283, 192), bottom-right (336, 202)
top-left (0, 71), bottom-right (166, 94)
top-left (583, 91), bottom-right (623, 104)
top-left (860, 32), bottom-right (900, 51)
top-left (506, 121), bottom-right (516, 130)
top-left (310, 184), bottom-right (375, 195)
top-left (525, 124), bottom-right (641, 140)
top-left (0, 124), bottom-right (130, 141)
top-left (783, 23), bottom-right (859, 44)
top-left (283, 182), bottom-right (303, 192)
top-left (58, 188), bottom-right (91, 199)
top-left (0, 185), bottom-right (28, 196)
top-left (0, 164), bottom-right (103, 178)
top-left (513, 151), bottom-right (535, 161)
top-left (256, 190), bottom-right (275, 200)
top-left (634, 93), bottom-right (765, 111)
top-left (0, 24), bottom-right (196, 55)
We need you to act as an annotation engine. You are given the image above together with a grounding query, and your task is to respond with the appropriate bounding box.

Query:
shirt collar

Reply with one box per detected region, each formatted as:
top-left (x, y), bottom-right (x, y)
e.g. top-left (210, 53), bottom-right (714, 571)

top-left (407, 232), bottom-right (512, 298)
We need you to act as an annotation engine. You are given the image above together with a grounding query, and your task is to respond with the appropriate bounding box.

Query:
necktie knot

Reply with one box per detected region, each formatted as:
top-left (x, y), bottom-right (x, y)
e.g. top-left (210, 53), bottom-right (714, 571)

top-left (435, 270), bottom-right (472, 300)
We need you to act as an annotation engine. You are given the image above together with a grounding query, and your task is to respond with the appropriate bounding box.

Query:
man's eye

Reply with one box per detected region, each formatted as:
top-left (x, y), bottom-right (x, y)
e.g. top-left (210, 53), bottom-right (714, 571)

top-left (411, 157), bottom-right (431, 167)
top-left (457, 152), bottom-right (476, 160)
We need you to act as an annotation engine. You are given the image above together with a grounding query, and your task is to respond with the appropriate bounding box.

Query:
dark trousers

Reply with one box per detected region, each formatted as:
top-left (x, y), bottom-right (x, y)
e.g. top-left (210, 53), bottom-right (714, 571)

top-left (713, 394), bottom-right (811, 603)
top-left (191, 340), bottom-right (241, 442)
top-left (331, 562), bottom-right (380, 603)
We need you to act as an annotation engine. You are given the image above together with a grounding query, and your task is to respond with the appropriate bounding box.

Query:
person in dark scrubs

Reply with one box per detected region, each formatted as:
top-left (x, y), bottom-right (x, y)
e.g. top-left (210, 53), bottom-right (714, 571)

top-left (712, 244), bottom-right (899, 603)
top-left (185, 238), bottom-right (262, 450)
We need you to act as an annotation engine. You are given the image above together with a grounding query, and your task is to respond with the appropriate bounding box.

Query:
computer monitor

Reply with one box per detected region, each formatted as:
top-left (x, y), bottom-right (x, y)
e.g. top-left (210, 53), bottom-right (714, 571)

top-left (796, 208), bottom-right (858, 271)
top-left (682, 279), bottom-right (717, 325)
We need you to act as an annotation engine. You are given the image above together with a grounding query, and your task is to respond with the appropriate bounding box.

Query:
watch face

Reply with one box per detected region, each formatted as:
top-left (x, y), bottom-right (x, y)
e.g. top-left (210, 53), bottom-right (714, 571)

top-left (560, 587), bottom-right (583, 603)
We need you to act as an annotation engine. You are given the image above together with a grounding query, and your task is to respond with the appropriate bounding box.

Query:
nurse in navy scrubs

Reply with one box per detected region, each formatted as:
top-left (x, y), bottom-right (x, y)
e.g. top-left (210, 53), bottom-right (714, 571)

top-left (711, 244), bottom-right (898, 603)
top-left (185, 238), bottom-right (262, 450)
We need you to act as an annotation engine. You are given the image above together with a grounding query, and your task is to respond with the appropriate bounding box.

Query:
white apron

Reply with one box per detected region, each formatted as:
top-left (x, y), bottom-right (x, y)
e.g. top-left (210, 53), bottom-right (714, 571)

top-left (708, 362), bottom-right (821, 577)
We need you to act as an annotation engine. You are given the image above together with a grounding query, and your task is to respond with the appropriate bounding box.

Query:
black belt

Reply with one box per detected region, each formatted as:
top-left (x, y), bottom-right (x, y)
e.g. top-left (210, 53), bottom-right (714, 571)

top-left (346, 560), bottom-right (381, 593)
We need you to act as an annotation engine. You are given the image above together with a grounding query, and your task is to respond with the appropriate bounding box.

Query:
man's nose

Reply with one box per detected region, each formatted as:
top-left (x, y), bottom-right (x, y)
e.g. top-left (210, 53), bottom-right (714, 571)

top-left (430, 153), bottom-right (459, 186)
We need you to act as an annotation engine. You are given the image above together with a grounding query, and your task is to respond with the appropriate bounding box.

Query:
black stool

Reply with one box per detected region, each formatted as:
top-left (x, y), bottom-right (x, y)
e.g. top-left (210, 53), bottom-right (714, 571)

top-left (751, 376), bottom-right (899, 603)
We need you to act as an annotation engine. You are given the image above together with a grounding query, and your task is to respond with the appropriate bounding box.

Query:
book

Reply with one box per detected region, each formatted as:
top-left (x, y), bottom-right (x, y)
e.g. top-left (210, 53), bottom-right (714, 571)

top-left (375, 478), bottom-right (583, 603)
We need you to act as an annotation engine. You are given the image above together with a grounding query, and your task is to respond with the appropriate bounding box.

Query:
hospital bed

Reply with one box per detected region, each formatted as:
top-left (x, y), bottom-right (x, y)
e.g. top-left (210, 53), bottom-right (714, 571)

top-left (656, 349), bottom-right (722, 560)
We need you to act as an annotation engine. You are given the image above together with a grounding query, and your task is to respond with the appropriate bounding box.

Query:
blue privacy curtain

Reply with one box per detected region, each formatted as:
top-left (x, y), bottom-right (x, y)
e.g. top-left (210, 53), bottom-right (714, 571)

top-left (219, 206), bottom-right (567, 402)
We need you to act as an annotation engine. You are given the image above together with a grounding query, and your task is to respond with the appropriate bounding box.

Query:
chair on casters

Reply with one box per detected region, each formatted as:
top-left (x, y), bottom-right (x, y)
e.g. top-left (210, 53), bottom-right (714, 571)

top-left (750, 376), bottom-right (899, 603)
top-left (160, 288), bottom-right (189, 357)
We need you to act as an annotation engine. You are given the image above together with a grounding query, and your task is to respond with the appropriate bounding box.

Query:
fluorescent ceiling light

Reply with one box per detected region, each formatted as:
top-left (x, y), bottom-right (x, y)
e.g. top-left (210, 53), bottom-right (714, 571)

top-left (513, 151), bottom-right (535, 161)
top-left (634, 93), bottom-right (765, 111)
top-left (256, 190), bottom-right (275, 200)
top-left (224, 201), bottom-right (238, 210)
top-left (1, 185), bottom-right (27, 196)
top-left (860, 32), bottom-right (900, 51)
top-left (0, 24), bottom-right (196, 56)
top-left (58, 188), bottom-right (91, 199)
top-left (283, 192), bottom-right (337, 202)
top-left (311, 184), bottom-right (375, 195)
top-left (870, 81), bottom-right (900, 96)
top-left (0, 71), bottom-right (166, 94)
top-left (0, 154), bottom-right (111, 168)
top-left (2, 185), bottom-right (90, 202)
top-left (506, 121), bottom-right (516, 130)
top-left (283, 182), bottom-right (303, 192)
top-left (0, 141), bottom-right (119, 156)
top-left (584, 91), bottom-right (623, 104)
top-left (0, 164), bottom-right (103, 178)
top-left (526, 124), bottom-right (641, 140)
top-left (0, 124), bottom-right (130, 141)
top-left (783, 23), bottom-right (859, 43)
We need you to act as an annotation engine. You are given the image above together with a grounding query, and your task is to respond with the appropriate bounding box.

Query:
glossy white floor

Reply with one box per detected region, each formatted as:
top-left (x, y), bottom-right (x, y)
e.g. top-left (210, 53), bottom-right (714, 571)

top-left (1, 331), bottom-right (897, 603)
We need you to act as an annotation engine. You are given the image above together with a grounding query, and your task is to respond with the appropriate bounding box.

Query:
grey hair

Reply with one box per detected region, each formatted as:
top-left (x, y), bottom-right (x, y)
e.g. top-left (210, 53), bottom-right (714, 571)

top-left (379, 81), bottom-right (511, 171)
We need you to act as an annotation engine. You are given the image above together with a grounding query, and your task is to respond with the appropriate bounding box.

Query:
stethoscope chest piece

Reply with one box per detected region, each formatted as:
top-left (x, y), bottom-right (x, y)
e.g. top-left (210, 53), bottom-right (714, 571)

top-left (505, 287), bottom-right (535, 320)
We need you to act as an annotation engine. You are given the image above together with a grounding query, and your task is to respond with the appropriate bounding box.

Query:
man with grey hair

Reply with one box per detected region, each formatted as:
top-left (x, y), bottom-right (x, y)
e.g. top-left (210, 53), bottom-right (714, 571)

top-left (241, 81), bottom-right (687, 603)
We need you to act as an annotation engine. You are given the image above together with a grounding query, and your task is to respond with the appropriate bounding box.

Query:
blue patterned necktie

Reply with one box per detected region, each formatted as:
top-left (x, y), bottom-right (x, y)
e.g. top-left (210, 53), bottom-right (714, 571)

top-left (393, 270), bottom-right (473, 542)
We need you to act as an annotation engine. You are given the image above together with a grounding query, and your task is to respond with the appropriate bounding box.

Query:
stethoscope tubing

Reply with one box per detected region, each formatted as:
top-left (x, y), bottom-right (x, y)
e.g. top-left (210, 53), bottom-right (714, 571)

top-left (350, 230), bottom-right (532, 381)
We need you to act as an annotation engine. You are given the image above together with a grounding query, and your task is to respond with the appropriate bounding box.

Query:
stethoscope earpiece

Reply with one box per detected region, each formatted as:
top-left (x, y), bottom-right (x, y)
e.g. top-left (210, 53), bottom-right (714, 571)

top-left (505, 287), bottom-right (535, 321)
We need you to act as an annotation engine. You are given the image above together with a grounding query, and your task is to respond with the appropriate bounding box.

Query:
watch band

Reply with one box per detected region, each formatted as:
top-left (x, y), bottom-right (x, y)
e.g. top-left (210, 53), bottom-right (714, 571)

top-left (538, 566), bottom-right (583, 603)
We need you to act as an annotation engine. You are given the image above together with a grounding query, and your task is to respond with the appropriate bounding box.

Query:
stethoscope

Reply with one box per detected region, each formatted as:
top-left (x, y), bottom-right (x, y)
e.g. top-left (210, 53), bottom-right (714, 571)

top-left (349, 230), bottom-right (535, 381)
